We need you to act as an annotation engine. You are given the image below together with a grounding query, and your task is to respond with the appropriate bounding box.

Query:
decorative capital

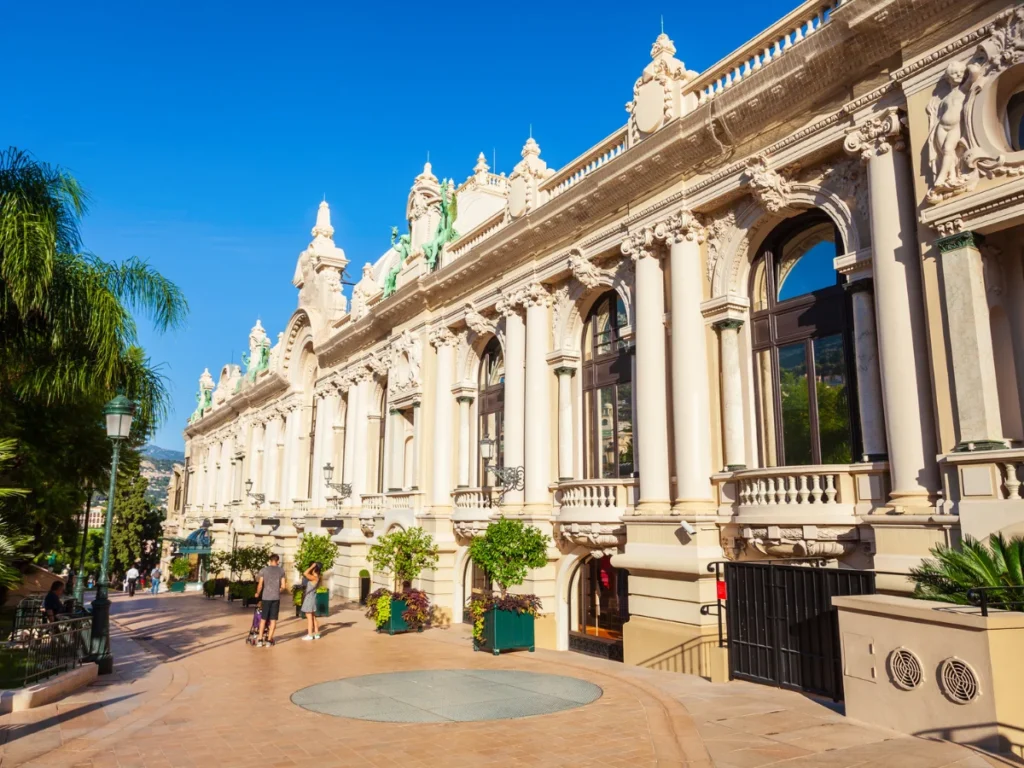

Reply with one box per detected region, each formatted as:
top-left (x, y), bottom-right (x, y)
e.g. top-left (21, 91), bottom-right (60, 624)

top-left (496, 289), bottom-right (523, 318)
top-left (712, 318), bottom-right (744, 332)
top-left (568, 248), bottom-right (612, 289)
top-left (428, 325), bottom-right (457, 349)
top-left (522, 281), bottom-right (553, 308)
top-left (554, 366), bottom-right (577, 377)
top-left (620, 226), bottom-right (660, 261)
top-left (937, 230), bottom-right (983, 254)
top-left (844, 278), bottom-right (874, 295)
top-left (455, 395), bottom-right (475, 404)
top-left (742, 155), bottom-right (793, 213)
top-left (843, 108), bottom-right (907, 162)
top-left (655, 209), bottom-right (706, 245)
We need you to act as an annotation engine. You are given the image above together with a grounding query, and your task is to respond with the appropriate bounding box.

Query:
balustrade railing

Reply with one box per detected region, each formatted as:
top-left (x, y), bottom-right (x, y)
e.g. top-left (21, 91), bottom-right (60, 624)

top-left (360, 493), bottom-right (385, 513)
top-left (540, 128), bottom-right (628, 200)
top-left (717, 462), bottom-right (889, 515)
top-left (938, 448), bottom-right (1024, 505)
top-left (385, 491), bottom-right (424, 513)
top-left (555, 479), bottom-right (637, 518)
top-left (683, 0), bottom-right (844, 106)
top-left (452, 488), bottom-right (497, 512)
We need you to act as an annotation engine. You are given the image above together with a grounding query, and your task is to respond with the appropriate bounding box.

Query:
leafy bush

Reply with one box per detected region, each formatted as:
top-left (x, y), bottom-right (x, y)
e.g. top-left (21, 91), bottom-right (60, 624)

top-left (467, 593), bottom-right (542, 644)
top-left (203, 579), bottom-right (217, 598)
top-left (207, 551), bottom-right (231, 578)
top-left (228, 581), bottom-right (257, 600)
top-left (227, 545), bottom-right (272, 582)
top-left (292, 584), bottom-right (304, 607)
top-left (911, 533), bottom-right (1024, 609)
top-left (296, 533), bottom-right (336, 575)
top-left (367, 527), bottom-right (439, 592)
top-left (169, 557), bottom-right (191, 581)
top-left (469, 517), bottom-right (549, 594)
top-left (365, 587), bottom-right (431, 631)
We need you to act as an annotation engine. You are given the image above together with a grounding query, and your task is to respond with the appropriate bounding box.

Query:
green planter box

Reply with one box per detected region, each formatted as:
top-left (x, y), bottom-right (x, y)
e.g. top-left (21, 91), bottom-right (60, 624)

top-left (380, 598), bottom-right (413, 635)
top-left (475, 608), bottom-right (536, 655)
top-left (168, 581), bottom-right (186, 593)
top-left (315, 591), bottom-right (330, 617)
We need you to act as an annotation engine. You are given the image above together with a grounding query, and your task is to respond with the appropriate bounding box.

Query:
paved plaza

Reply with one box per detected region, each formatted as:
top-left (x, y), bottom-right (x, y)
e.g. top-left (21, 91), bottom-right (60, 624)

top-left (0, 593), bottom-right (1009, 768)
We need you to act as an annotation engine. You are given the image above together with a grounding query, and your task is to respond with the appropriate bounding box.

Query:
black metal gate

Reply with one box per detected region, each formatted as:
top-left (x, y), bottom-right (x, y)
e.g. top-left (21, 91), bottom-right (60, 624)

top-left (724, 561), bottom-right (875, 700)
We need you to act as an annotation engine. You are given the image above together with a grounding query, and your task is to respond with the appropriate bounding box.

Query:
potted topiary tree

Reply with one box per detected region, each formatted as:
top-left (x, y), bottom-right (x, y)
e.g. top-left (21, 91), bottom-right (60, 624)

top-left (468, 517), bottom-right (550, 655)
top-left (168, 557), bottom-right (191, 592)
top-left (226, 544), bottom-right (271, 606)
top-left (365, 527), bottom-right (439, 635)
top-left (295, 533), bottom-right (337, 618)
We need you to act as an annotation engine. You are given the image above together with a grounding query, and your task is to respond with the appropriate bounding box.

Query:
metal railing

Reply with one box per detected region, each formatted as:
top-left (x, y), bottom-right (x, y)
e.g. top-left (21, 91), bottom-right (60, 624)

top-left (965, 585), bottom-right (1024, 617)
top-left (4, 615), bottom-right (93, 688)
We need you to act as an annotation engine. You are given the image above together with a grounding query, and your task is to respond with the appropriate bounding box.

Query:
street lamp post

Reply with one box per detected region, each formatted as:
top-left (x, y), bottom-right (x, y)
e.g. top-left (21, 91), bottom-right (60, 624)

top-left (479, 437), bottom-right (524, 505)
top-left (89, 393), bottom-right (135, 675)
top-left (322, 463), bottom-right (351, 501)
top-left (245, 478), bottom-right (265, 510)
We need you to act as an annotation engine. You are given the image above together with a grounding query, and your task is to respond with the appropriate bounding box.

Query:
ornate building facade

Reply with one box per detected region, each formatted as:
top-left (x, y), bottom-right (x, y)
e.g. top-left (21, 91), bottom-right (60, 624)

top-left (164, 0), bottom-right (1024, 674)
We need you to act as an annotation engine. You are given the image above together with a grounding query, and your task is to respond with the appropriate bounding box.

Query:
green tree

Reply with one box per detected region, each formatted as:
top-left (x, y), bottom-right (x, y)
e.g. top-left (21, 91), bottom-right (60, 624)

top-left (469, 517), bottom-right (550, 595)
top-left (295, 533), bottom-right (337, 575)
top-left (367, 528), bottom-right (439, 593)
top-left (0, 147), bottom-right (187, 556)
top-left (0, 440), bottom-right (30, 589)
top-left (110, 470), bottom-right (164, 573)
top-left (228, 544), bottom-right (272, 582)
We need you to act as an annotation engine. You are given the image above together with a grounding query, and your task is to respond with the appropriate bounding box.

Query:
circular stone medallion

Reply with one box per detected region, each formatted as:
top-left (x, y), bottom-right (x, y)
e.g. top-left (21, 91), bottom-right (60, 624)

top-left (291, 669), bottom-right (603, 723)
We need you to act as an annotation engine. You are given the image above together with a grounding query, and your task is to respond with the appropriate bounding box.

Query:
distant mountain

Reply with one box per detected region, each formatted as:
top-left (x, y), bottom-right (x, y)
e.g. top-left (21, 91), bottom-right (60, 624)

top-left (139, 444), bottom-right (184, 509)
top-left (141, 443), bottom-right (184, 463)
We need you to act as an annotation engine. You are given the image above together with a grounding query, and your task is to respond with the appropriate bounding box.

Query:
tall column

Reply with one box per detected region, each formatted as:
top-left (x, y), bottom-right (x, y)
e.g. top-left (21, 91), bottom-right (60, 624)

top-left (310, 395), bottom-right (327, 508)
top-left (388, 408), bottom-right (405, 491)
top-left (456, 395), bottom-right (473, 488)
top-left (251, 425), bottom-right (264, 497)
top-left (846, 279), bottom-right (887, 460)
top-left (666, 215), bottom-right (714, 504)
top-left (264, 416), bottom-right (281, 503)
top-left (430, 331), bottom-right (456, 505)
top-left (555, 367), bottom-right (576, 481)
top-left (714, 319), bottom-right (746, 470)
top-left (279, 408), bottom-right (298, 505)
top-left (351, 375), bottom-right (372, 502)
top-left (845, 109), bottom-right (939, 506)
top-left (342, 382), bottom-right (359, 504)
top-left (937, 231), bottom-right (1006, 450)
top-left (524, 285), bottom-right (552, 509)
top-left (621, 231), bottom-right (671, 511)
top-left (500, 298), bottom-right (526, 506)
top-left (410, 403), bottom-right (421, 490)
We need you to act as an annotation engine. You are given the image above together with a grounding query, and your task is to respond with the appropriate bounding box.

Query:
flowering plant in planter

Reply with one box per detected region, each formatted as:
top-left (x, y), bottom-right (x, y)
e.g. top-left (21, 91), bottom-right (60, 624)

top-left (365, 527), bottom-right (439, 634)
top-left (468, 517), bottom-right (549, 654)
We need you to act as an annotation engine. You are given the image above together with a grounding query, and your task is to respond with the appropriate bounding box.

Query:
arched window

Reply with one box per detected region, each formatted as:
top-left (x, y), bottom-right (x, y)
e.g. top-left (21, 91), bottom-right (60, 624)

top-left (750, 211), bottom-right (856, 466)
top-left (478, 337), bottom-right (504, 485)
top-left (582, 291), bottom-right (634, 479)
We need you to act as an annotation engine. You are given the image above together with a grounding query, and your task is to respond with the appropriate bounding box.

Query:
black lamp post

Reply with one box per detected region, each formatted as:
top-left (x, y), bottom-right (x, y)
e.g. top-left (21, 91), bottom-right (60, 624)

top-left (89, 393), bottom-right (135, 675)
top-left (322, 463), bottom-right (351, 500)
top-left (479, 437), bottom-right (524, 505)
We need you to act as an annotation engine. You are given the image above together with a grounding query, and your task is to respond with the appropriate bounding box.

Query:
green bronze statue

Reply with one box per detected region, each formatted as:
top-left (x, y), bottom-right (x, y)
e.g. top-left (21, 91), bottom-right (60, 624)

top-left (384, 226), bottom-right (412, 298)
top-left (421, 181), bottom-right (458, 272)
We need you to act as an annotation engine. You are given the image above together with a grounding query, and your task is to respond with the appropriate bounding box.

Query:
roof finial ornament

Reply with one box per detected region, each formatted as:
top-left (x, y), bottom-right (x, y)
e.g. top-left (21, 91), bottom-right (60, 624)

top-left (312, 198), bottom-right (334, 239)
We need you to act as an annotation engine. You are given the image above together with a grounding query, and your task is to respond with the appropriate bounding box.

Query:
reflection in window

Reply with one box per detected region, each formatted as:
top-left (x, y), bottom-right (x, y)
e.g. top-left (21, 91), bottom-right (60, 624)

top-left (582, 292), bottom-right (634, 479)
top-left (749, 212), bottom-right (858, 467)
top-left (478, 337), bottom-right (504, 484)
top-left (574, 556), bottom-right (628, 641)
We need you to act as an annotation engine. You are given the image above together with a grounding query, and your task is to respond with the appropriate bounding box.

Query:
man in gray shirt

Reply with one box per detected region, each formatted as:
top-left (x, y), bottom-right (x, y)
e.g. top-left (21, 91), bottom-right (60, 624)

top-left (255, 554), bottom-right (287, 647)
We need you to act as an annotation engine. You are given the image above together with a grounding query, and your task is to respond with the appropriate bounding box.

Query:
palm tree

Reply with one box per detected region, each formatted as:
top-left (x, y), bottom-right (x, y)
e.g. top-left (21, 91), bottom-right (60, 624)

top-left (910, 533), bottom-right (1024, 609)
top-left (0, 439), bottom-right (30, 588)
top-left (0, 146), bottom-right (187, 426)
top-left (0, 147), bottom-right (188, 552)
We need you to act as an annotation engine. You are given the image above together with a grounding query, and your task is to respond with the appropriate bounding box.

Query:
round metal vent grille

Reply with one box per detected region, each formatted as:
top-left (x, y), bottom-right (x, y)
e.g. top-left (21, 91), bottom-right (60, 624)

top-left (939, 658), bottom-right (980, 704)
top-left (888, 648), bottom-right (923, 690)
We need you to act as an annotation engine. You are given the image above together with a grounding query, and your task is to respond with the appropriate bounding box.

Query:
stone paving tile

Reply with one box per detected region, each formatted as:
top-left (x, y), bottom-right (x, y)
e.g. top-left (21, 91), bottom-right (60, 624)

top-left (0, 592), bottom-right (1007, 767)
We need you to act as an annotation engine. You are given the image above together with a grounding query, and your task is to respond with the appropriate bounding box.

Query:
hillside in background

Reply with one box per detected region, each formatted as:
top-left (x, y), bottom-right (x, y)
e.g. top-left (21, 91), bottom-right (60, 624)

top-left (140, 444), bottom-right (184, 509)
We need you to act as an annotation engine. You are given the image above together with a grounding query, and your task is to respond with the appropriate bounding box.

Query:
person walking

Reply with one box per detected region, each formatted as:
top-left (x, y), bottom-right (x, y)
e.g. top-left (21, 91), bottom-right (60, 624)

top-left (301, 562), bottom-right (322, 641)
top-left (126, 564), bottom-right (140, 597)
top-left (150, 565), bottom-right (162, 594)
top-left (255, 554), bottom-right (286, 647)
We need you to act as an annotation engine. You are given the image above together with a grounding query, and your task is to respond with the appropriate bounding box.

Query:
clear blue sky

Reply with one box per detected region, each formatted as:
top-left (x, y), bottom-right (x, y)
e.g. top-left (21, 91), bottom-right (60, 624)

top-left (7, 0), bottom-right (798, 450)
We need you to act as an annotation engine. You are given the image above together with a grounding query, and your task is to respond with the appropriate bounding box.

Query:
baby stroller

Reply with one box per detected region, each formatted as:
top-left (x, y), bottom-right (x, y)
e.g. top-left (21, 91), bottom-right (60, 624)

top-left (245, 603), bottom-right (265, 646)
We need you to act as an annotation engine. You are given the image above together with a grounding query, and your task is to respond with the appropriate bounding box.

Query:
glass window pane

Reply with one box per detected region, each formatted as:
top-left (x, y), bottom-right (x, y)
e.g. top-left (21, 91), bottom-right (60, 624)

top-left (616, 383), bottom-right (634, 477)
top-left (778, 342), bottom-right (813, 466)
top-left (777, 224), bottom-right (837, 302)
top-left (583, 389), bottom-right (594, 479)
top-left (615, 295), bottom-right (627, 329)
top-left (594, 298), bottom-right (612, 356)
top-left (754, 349), bottom-right (778, 467)
top-left (752, 257), bottom-right (770, 312)
top-left (814, 335), bottom-right (853, 464)
top-left (599, 386), bottom-right (616, 478)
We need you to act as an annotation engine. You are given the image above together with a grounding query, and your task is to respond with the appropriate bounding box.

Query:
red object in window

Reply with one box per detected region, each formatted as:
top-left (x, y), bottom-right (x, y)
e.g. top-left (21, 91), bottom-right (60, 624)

top-left (716, 580), bottom-right (727, 601)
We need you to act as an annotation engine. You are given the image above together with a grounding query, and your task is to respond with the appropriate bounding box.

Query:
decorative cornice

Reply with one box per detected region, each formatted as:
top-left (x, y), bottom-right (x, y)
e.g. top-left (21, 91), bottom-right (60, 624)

top-left (428, 325), bottom-right (456, 349)
top-left (620, 225), bottom-right (659, 261)
top-left (843, 107), bottom-right (907, 161)
top-left (654, 209), bottom-right (706, 244)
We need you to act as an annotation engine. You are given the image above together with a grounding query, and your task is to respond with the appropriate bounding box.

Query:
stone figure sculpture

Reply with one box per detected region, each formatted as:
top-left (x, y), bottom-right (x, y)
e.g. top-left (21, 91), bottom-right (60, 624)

top-left (421, 181), bottom-right (458, 272)
top-left (189, 369), bottom-right (215, 423)
top-left (926, 60), bottom-right (974, 199)
top-left (241, 319), bottom-right (271, 383)
top-left (383, 227), bottom-right (412, 299)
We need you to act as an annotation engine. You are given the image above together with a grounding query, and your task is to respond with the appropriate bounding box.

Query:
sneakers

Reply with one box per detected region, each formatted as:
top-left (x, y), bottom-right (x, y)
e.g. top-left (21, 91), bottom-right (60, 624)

top-left (301, 635), bottom-right (314, 641)
top-left (313, 634), bottom-right (321, 640)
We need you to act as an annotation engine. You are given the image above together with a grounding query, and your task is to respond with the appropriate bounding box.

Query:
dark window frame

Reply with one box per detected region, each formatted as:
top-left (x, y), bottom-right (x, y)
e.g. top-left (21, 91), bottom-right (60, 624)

top-left (478, 337), bottom-right (505, 486)
top-left (749, 211), bottom-right (860, 466)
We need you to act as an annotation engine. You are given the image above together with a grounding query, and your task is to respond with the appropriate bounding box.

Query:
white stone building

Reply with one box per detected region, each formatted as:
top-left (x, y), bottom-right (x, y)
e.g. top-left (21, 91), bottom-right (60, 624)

top-left (165, 0), bottom-right (1024, 678)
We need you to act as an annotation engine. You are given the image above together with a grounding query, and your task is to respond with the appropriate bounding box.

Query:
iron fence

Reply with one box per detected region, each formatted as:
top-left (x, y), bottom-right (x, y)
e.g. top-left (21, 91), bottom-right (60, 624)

top-left (965, 585), bottom-right (1024, 617)
top-left (3, 615), bottom-right (92, 688)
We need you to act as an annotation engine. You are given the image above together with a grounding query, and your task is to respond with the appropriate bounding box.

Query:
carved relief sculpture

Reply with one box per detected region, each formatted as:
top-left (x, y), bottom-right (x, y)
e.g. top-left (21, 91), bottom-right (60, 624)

top-left (742, 155), bottom-right (793, 213)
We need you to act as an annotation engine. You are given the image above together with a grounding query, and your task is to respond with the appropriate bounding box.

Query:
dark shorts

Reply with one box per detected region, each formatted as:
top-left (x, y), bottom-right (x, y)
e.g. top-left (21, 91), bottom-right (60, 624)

top-left (261, 600), bottom-right (280, 621)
